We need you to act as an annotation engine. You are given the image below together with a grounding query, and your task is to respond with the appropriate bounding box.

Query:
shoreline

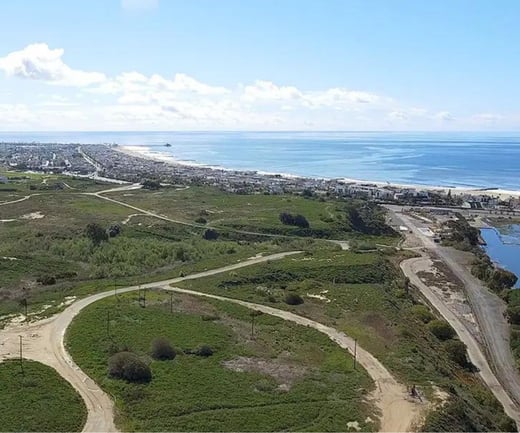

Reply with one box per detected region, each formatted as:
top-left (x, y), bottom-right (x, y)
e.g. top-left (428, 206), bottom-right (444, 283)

top-left (116, 145), bottom-right (520, 199)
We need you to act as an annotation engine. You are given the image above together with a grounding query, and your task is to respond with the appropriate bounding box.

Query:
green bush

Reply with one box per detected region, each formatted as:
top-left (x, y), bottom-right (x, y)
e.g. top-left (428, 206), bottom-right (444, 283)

top-left (150, 337), bottom-right (176, 361)
top-left (285, 293), bottom-right (304, 305)
top-left (444, 340), bottom-right (470, 369)
top-left (203, 229), bottom-right (219, 240)
top-left (410, 304), bottom-right (435, 323)
top-left (427, 319), bottom-right (456, 341)
top-left (108, 352), bottom-right (152, 383)
top-left (507, 305), bottom-right (520, 325)
top-left (196, 345), bottom-right (214, 357)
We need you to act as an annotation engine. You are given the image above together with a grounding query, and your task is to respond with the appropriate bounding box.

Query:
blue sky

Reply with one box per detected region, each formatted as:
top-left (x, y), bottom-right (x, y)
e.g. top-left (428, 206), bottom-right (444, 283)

top-left (0, 0), bottom-right (518, 130)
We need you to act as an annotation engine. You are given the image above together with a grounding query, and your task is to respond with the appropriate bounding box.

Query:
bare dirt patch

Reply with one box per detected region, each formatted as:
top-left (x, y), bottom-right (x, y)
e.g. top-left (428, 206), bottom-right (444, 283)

top-left (222, 356), bottom-right (309, 390)
top-left (361, 312), bottom-right (396, 342)
top-left (20, 211), bottom-right (44, 220)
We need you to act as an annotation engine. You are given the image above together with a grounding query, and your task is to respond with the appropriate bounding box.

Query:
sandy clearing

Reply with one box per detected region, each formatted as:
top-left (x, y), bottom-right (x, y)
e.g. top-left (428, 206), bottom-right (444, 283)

top-left (20, 211), bottom-right (45, 220)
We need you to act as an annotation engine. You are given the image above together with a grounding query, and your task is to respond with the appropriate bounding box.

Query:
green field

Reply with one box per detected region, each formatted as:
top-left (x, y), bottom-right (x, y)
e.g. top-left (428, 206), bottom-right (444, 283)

top-left (66, 292), bottom-right (375, 431)
top-left (0, 359), bottom-right (87, 432)
top-left (175, 250), bottom-right (515, 432)
top-left (1, 173), bottom-right (327, 320)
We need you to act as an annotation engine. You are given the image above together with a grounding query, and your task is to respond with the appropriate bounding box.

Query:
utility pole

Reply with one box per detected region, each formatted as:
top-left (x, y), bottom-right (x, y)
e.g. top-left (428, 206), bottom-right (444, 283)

top-left (106, 310), bottom-right (111, 337)
top-left (19, 336), bottom-right (24, 376)
top-left (139, 288), bottom-right (146, 308)
top-left (250, 311), bottom-right (262, 339)
top-left (353, 339), bottom-right (357, 370)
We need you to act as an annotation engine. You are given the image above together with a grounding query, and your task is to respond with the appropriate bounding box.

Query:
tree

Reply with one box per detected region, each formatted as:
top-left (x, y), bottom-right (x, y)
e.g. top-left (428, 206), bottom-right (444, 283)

top-left (285, 293), bottom-right (304, 305)
top-left (203, 228), bottom-right (219, 240)
top-left (489, 268), bottom-right (518, 292)
top-left (86, 223), bottom-right (108, 246)
top-left (108, 224), bottom-right (121, 238)
top-left (427, 319), bottom-right (456, 341)
top-left (507, 305), bottom-right (520, 325)
top-left (293, 214), bottom-right (310, 228)
top-left (444, 340), bottom-right (470, 369)
top-left (108, 352), bottom-right (152, 383)
top-left (141, 179), bottom-right (161, 190)
top-left (150, 337), bottom-right (176, 360)
top-left (279, 212), bottom-right (310, 228)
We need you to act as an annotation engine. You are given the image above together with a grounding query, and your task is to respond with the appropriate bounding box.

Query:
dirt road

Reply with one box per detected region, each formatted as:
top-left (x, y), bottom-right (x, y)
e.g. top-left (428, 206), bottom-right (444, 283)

top-left (159, 285), bottom-right (423, 432)
top-left (401, 255), bottom-right (520, 425)
top-left (0, 251), bottom-right (300, 433)
top-left (387, 205), bottom-right (520, 427)
top-left (0, 248), bottom-right (423, 432)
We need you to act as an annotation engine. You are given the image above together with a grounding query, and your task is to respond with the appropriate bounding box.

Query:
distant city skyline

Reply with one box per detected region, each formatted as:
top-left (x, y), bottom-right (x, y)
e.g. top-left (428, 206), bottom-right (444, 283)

top-left (0, 0), bottom-right (519, 131)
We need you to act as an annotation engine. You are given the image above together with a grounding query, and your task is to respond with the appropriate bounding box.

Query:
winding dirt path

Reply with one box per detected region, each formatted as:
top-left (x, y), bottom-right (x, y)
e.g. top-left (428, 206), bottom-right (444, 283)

top-left (0, 249), bottom-right (422, 432)
top-left (159, 286), bottom-right (422, 432)
top-left (400, 254), bottom-right (520, 426)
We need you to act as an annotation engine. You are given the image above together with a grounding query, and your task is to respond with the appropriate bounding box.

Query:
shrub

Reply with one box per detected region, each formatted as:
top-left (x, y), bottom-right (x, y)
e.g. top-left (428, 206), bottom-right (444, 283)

top-left (196, 345), bottom-right (214, 357)
top-left (203, 229), bottom-right (219, 240)
top-left (285, 293), bottom-right (304, 305)
top-left (108, 224), bottom-right (121, 238)
top-left (195, 217), bottom-right (207, 224)
top-left (150, 337), bottom-right (176, 361)
top-left (108, 352), bottom-right (152, 383)
top-left (279, 212), bottom-right (310, 228)
top-left (85, 222), bottom-right (108, 246)
top-left (410, 305), bottom-right (435, 323)
top-left (444, 340), bottom-right (470, 369)
top-left (427, 319), bottom-right (456, 341)
top-left (37, 275), bottom-right (56, 285)
top-left (507, 305), bottom-right (520, 325)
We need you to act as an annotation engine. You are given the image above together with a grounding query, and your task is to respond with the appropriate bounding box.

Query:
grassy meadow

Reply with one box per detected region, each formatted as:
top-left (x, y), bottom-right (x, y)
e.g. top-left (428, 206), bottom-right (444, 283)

top-left (66, 292), bottom-right (375, 432)
top-left (0, 359), bottom-right (87, 432)
top-left (175, 249), bottom-right (515, 432)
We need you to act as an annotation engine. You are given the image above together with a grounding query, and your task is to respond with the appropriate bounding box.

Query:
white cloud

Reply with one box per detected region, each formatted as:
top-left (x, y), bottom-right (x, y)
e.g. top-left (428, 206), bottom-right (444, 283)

top-left (305, 88), bottom-right (381, 108)
top-left (121, 0), bottom-right (158, 11)
top-left (2, 42), bottom-right (509, 130)
top-left (434, 111), bottom-right (454, 121)
top-left (471, 113), bottom-right (502, 124)
top-left (387, 111), bottom-right (409, 121)
top-left (0, 43), bottom-right (106, 86)
top-left (243, 80), bottom-right (302, 102)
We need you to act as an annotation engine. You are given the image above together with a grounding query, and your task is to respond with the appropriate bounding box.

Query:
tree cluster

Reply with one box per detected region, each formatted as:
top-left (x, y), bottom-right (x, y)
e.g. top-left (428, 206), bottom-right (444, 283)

top-left (279, 212), bottom-right (310, 228)
top-left (344, 202), bottom-right (395, 235)
top-left (141, 179), bottom-right (161, 190)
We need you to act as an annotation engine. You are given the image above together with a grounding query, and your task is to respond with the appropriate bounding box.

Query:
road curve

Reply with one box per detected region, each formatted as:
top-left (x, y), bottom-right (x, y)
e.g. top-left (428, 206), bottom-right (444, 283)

top-left (387, 205), bottom-right (520, 427)
top-left (0, 252), bottom-right (300, 432)
top-left (1, 249), bottom-right (422, 432)
top-left (156, 285), bottom-right (422, 432)
top-left (401, 255), bottom-right (520, 426)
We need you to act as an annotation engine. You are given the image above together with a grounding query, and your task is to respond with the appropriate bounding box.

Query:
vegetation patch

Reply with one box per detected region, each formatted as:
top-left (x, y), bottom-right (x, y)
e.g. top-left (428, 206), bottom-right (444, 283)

top-left (66, 293), bottom-right (374, 432)
top-left (0, 359), bottom-right (87, 432)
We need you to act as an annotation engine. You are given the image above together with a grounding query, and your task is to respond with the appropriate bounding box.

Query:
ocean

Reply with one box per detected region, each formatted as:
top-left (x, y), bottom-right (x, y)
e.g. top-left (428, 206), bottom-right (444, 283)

top-left (1, 131), bottom-right (520, 190)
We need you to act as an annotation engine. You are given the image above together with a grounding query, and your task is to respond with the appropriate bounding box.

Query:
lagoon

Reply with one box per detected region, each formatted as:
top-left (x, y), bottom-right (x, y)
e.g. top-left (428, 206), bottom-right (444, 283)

top-left (481, 226), bottom-right (520, 288)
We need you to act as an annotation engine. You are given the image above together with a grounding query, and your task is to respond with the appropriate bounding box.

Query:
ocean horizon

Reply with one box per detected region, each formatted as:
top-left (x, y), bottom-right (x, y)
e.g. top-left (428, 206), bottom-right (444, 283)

top-left (2, 131), bottom-right (520, 191)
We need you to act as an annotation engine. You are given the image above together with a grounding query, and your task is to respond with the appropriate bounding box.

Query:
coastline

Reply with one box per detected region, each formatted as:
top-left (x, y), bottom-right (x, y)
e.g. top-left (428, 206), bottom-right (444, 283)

top-left (116, 145), bottom-right (520, 199)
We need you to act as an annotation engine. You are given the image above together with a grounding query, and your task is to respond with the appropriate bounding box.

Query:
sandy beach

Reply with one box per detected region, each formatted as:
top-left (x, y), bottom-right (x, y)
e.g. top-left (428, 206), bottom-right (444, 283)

top-left (116, 145), bottom-right (520, 200)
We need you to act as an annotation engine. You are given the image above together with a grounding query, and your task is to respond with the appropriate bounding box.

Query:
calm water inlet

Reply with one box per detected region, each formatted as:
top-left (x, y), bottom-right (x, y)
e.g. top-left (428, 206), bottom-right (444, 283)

top-left (480, 226), bottom-right (520, 288)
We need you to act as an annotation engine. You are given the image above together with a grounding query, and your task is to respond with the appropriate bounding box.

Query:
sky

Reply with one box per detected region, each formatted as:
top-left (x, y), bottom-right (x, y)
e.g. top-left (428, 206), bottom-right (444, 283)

top-left (0, 0), bottom-right (519, 131)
